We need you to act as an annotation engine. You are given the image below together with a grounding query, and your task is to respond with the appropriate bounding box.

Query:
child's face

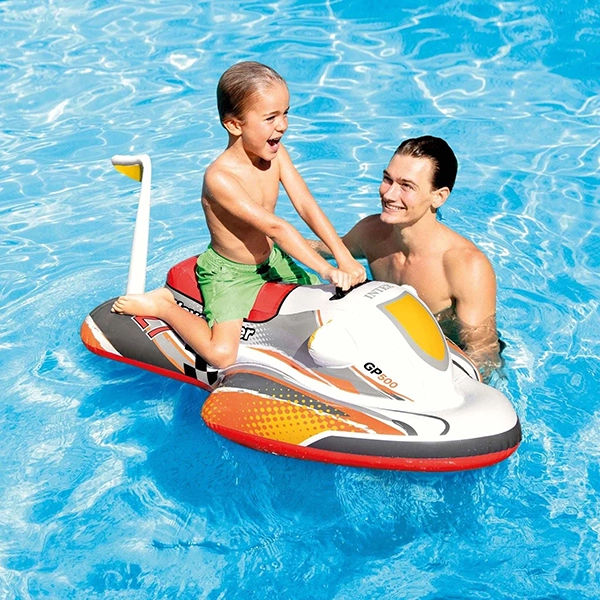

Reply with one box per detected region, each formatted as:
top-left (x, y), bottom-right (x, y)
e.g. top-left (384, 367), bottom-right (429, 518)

top-left (238, 82), bottom-right (290, 162)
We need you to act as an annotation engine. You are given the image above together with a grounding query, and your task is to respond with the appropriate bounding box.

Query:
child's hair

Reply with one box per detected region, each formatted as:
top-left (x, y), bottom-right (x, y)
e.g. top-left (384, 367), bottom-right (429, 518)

top-left (217, 61), bottom-right (287, 125)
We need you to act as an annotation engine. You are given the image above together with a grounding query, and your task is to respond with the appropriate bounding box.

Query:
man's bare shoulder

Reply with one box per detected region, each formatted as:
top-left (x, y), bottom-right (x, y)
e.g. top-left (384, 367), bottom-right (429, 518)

top-left (347, 214), bottom-right (391, 237)
top-left (442, 235), bottom-right (496, 286)
top-left (343, 215), bottom-right (392, 257)
top-left (359, 213), bottom-right (385, 227)
top-left (440, 228), bottom-right (497, 326)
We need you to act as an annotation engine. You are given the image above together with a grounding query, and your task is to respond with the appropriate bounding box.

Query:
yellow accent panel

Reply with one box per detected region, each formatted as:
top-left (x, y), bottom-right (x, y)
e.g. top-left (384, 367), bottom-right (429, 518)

top-left (203, 391), bottom-right (367, 445)
top-left (385, 295), bottom-right (446, 362)
top-left (113, 163), bottom-right (143, 182)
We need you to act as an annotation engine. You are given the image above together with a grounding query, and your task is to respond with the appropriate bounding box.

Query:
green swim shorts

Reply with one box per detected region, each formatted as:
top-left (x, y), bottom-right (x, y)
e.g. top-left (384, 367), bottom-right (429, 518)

top-left (196, 245), bottom-right (321, 326)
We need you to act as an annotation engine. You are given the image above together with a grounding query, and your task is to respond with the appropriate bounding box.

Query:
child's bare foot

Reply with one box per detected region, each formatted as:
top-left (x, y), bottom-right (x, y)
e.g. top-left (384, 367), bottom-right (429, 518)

top-left (111, 287), bottom-right (175, 318)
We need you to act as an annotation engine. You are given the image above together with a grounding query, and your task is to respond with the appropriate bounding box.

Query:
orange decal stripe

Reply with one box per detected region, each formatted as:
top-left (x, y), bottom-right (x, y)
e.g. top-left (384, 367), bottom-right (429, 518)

top-left (253, 347), bottom-right (331, 387)
top-left (215, 369), bottom-right (405, 437)
top-left (80, 320), bottom-right (101, 352)
top-left (202, 389), bottom-right (405, 445)
top-left (447, 340), bottom-right (482, 382)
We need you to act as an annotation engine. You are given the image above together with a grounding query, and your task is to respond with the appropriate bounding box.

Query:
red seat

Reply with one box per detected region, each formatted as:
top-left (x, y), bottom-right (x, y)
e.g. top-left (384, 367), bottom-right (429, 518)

top-left (166, 256), bottom-right (299, 323)
top-left (166, 256), bottom-right (202, 301)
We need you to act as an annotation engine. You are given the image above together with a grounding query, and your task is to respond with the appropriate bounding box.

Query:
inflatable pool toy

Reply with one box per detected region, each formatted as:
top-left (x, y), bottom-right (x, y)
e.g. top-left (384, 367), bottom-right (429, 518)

top-left (81, 155), bottom-right (521, 471)
top-left (82, 262), bottom-right (522, 471)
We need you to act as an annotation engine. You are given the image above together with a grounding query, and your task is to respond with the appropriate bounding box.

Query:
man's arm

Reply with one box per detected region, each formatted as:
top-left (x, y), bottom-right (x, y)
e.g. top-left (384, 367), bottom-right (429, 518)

top-left (307, 218), bottom-right (372, 260)
top-left (341, 220), bottom-right (370, 260)
top-left (445, 247), bottom-right (502, 376)
top-left (307, 239), bottom-right (333, 258)
top-left (447, 247), bottom-right (496, 325)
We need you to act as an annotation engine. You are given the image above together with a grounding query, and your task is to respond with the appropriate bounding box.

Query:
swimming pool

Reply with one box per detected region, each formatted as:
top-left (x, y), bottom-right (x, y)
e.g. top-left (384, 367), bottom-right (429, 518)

top-left (1, 0), bottom-right (599, 598)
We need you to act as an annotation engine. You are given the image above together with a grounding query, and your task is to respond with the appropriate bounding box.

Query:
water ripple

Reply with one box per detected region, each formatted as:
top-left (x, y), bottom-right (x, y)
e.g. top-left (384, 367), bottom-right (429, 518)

top-left (1, 0), bottom-right (600, 597)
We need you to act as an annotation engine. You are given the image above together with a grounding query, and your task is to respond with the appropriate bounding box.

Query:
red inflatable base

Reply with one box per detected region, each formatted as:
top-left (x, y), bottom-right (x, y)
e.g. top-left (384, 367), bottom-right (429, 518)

top-left (207, 423), bottom-right (520, 472)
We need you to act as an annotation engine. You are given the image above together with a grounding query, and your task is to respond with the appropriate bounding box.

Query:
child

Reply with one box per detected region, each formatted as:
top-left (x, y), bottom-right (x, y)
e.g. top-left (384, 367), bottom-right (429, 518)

top-left (112, 61), bottom-right (366, 368)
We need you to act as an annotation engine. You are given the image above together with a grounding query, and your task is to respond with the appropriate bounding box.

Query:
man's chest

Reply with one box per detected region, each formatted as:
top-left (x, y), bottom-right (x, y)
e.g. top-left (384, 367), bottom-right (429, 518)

top-left (369, 254), bottom-right (451, 311)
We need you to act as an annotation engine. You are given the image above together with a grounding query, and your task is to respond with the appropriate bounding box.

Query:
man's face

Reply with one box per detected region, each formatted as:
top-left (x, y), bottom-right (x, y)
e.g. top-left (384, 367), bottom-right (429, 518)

top-left (378, 154), bottom-right (438, 226)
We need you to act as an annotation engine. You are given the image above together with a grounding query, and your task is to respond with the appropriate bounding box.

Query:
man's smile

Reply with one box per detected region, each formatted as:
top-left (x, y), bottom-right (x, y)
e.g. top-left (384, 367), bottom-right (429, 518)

top-left (382, 200), bottom-right (405, 211)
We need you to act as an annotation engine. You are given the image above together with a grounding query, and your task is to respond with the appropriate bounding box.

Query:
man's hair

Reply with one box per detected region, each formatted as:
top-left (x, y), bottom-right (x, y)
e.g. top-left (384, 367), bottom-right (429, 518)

top-left (395, 136), bottom-right (458, 191)
top-left (216, 61), bottom-right (286, 125)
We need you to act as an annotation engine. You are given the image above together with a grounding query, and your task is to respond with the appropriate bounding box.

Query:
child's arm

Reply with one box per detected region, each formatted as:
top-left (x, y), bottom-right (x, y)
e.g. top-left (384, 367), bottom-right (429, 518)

top-left (277, 145), bottom-right (366, 285)
top-left (205, 167), bottom-right (356, 290)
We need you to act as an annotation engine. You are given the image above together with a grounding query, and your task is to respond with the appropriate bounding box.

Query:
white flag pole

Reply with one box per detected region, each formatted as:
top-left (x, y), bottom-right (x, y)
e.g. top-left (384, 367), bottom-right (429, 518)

top-left (110, 154), bottom-right (152, 295)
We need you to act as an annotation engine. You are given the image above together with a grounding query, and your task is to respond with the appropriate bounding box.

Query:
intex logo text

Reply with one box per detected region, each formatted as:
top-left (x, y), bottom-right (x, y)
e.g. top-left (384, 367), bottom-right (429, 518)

top-left (364, 283), bottom-right (393, 299)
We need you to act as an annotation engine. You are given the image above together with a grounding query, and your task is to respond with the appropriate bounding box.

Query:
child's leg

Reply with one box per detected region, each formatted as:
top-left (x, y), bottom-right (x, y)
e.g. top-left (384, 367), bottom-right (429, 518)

top-left (111, 289), bottom-right (242, 369)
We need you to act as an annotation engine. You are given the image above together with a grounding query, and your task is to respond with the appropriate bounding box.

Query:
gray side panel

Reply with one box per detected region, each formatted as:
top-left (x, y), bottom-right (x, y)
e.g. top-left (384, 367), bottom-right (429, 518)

top-left (89, 299), bottom-right (186, 375)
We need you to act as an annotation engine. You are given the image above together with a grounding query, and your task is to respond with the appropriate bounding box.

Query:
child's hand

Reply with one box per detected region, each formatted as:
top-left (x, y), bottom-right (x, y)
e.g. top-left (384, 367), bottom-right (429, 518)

top-left (336, 257), bottom-right (367, 287)
top-left (321, 266), bottom-right (359, 291)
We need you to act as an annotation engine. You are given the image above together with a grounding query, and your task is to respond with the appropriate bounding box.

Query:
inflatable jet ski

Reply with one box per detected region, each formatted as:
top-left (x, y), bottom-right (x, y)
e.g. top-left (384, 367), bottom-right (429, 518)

top-left (81, 155), bottom-right (521, 471)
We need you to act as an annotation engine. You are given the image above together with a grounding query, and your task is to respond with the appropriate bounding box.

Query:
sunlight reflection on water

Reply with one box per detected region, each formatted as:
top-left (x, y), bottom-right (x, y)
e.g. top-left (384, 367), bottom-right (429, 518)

top-left (1, 0), bottom-right (599, 598)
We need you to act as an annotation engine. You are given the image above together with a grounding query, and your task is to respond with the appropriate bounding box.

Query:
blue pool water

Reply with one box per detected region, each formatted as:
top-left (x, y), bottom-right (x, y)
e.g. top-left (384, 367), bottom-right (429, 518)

top-left (1, 0), bottom-right (599, 598)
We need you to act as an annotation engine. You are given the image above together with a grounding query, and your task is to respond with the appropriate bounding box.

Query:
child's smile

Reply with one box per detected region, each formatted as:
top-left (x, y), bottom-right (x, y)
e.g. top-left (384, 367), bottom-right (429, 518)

top-left (267, 136), bottom-right (282, 151)
top-left (238, 82), bottom-right (290, 162)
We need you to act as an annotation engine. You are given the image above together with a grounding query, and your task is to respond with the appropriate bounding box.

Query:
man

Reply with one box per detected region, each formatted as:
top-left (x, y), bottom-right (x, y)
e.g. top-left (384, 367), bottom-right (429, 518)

top-left (310, 136), bottom-right (502, 377)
